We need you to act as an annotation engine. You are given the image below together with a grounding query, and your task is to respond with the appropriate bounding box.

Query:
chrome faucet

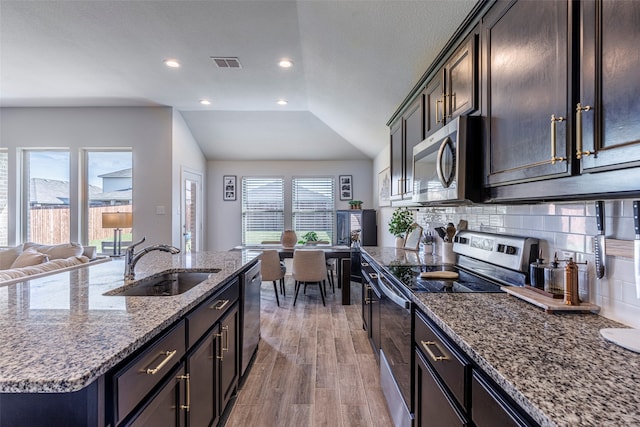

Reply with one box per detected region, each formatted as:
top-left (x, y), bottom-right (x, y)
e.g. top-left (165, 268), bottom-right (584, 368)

top-left (124, 236), bottom-right (181, 280)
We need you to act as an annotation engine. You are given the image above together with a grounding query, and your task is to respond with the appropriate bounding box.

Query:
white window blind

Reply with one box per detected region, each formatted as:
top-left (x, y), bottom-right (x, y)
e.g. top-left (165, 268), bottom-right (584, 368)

top-left (242, 177), bottom-right (284, 244)
top-left (292, 177), bottom-right (335, 243)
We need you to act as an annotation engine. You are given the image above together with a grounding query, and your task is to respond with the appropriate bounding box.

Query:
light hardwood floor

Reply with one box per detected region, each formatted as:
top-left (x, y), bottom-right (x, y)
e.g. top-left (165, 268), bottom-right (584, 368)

top-left (225, 278), bottom-right (394, 427)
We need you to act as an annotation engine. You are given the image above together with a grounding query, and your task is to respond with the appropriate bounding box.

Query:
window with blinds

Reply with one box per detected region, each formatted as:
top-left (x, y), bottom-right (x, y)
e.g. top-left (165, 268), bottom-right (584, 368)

top-left (292, 177), bottom-right (335, 243)
top-left (242, 177), bottom-right (284, 244)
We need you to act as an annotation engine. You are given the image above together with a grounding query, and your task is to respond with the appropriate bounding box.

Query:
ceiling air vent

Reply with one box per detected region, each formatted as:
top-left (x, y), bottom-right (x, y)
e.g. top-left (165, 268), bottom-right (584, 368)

top-left (211, 57), bottom-right (242, 68)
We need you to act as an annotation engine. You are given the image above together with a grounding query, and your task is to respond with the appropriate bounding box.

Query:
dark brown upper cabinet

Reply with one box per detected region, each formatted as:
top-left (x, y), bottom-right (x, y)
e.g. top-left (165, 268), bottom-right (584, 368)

top-left (390, 96), bottom-right (424, 200)
top-left (578, 0), bottom-right (640, 172)
top-left (482, 0), bottom-right (572, 187)
top-left (424, 34), bottom-right (479, 139)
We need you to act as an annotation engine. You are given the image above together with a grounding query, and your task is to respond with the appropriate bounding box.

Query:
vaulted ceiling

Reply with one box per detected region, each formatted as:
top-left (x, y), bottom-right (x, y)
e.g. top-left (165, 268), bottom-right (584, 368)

top-left (0, 0), bottom-right (477, 160)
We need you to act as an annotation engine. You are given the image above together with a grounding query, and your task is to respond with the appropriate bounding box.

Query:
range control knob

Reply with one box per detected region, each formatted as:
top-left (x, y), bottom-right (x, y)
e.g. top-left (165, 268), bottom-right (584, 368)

top-left (505, 245), bottom-right (518, 255)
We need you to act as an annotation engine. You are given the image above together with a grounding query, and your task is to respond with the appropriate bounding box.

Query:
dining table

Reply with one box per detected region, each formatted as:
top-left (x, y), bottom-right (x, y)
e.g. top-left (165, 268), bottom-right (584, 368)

top-left (232, 244), bottom-right (354, 305)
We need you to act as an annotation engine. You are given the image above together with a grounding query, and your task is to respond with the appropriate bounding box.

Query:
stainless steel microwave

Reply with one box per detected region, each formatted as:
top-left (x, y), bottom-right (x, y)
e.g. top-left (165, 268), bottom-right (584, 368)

top-left (412, 116), bottom-right (482, 204)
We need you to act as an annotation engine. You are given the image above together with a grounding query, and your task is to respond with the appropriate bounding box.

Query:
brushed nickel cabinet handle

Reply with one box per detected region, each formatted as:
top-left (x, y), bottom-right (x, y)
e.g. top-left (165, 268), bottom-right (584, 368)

top-left (210, 299), bottom-right (230, 310)
top-left (177, 374), bottom-right (190, 412)
top-left (368, 272), bottom-right (378, 280)
top-left (222, 325), bottom-right (229, 353)
top-left (420, 340), bottom-right (449, 362)
top-left (576, 103), bottom-right (593, 159)
top-left (550, 114), bottom-right (567, 164)
top-left (436, 98), bottom-right (444, 124)
top-left (145, 349), bottom-right (177, 375)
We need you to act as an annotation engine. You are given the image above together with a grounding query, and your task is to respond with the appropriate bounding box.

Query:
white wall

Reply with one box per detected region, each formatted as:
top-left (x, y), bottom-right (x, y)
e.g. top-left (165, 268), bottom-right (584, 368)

top-left (171, 110), bottom-right (207, 249)
top-left (207, 160), bottom-right (373, 250)
top-left (0, 107), bottom-right (180, 247)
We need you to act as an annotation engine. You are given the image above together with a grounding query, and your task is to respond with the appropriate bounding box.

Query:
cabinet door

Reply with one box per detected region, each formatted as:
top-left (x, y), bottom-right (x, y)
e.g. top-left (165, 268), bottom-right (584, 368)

top-left (129, 364), bottom-right (185, 427)
top-left (219, 304), bottom-right (239, 410)
top-left (471, 371), bottom-right (531, 427)
top-left (390, 121), bottom-right (404, 198)
top-left (414, 350), bottom-right (468, 427)
top-left (403, 96), bottom-right (424, 197)
top-left (424, 73), bottom-right (445, 137)
top-left (579, 0), bottom-right (640, 172)
top-left (188, 330), bottom-right (218, 427)
top-left (446, 35), bottom-right (478, 120)
top-left (483, 0), bottom-right (571, 186)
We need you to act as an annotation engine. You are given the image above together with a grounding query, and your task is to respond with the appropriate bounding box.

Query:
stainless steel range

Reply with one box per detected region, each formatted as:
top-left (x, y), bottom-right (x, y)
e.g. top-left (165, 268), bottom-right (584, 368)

top-left (376, 230), bottom-right (539, 427)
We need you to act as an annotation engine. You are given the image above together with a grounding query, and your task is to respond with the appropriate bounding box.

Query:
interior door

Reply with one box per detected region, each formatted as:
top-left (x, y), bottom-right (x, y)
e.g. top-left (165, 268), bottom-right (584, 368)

top-left (181, 169), bottom-right (203, 253)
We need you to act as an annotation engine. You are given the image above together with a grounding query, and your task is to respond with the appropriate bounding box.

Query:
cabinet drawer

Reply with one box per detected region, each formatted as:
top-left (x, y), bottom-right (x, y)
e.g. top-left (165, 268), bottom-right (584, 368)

top-left (415, 310), bottom-right (469, 409)
top-left (188, 278), bottom-right (239, 346)
top-left (471, 371), bottom-right (533, 427)
top-left (114, 320), bottom-right (186, 424)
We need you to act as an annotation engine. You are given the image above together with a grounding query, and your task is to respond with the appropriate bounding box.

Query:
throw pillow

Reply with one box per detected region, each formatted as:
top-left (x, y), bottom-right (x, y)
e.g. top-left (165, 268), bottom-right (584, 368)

top-left (10, 249), bottom-right (49, 269)
top-left (23, 242), bottom-right (83, 260)
top-left (0, 245), bottom-right (23, 270)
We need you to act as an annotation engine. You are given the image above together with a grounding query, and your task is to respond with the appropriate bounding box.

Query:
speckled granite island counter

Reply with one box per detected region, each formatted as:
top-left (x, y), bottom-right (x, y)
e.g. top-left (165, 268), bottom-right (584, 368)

top-left (361, 246), bottom-right (640, 427)
top-left (0, 250), bottom-right (255, 395)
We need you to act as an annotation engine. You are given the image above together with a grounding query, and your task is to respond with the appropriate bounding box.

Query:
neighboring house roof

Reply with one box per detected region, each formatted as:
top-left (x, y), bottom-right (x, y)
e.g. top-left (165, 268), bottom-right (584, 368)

top-left (30, 178), bottom-right (102, 205)
top-left (98, 168), bottom-right (132, 179)
top-left (90, 189), bottom-right (132, 202)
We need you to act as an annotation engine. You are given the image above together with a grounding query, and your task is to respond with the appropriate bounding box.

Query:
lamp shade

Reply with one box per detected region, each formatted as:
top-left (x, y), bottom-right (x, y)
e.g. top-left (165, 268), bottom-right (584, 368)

top-left (102, 212), bottom-right (133, 229)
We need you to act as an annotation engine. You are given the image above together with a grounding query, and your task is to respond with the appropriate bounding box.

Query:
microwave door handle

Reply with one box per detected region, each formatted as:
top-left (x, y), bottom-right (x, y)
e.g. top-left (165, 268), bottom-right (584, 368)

top-left (436, 137), bottom-right (454, 188)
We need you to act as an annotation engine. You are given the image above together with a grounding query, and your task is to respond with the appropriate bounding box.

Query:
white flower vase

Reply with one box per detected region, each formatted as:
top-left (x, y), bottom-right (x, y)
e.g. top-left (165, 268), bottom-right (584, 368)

top-left (395, 236), bottom-right (405, 248)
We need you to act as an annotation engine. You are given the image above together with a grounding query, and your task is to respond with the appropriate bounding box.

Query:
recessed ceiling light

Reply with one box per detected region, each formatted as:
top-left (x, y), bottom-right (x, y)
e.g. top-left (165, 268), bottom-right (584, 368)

top-left (278, 59), bottom-right (293, 68)
top-left (276, 99), bottom-right (288, 105)
top-left (199, 99), bottom-right (211, 105)
top-left (164, 59), bottom-right (181, 68)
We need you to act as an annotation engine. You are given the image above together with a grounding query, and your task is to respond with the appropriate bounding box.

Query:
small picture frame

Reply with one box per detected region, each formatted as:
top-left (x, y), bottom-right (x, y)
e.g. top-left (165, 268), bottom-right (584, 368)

top-left (223, 175), bottom-right (236, 201)
top-left (339, 175), bottom-right (353, 201)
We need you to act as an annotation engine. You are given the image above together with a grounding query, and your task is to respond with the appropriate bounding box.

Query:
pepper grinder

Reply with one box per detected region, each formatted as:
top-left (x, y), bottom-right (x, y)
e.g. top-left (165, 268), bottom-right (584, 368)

top-left (564, 257), bottom-right (580, 305)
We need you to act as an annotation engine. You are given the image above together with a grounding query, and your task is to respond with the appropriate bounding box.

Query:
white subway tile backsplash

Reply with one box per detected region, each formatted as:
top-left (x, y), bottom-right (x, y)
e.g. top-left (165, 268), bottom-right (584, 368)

top-left (415, 198), bottom-right (640, 327)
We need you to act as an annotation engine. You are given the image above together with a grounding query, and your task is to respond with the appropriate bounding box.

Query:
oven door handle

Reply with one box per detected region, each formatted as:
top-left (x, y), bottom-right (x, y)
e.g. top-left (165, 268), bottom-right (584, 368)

top-left (378, 275), bottom-right (410, 309)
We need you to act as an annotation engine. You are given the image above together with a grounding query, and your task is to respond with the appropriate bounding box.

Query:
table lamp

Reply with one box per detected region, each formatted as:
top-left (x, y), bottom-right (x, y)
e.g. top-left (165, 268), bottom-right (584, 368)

top-left (102, 212), bottom-right (133, 257)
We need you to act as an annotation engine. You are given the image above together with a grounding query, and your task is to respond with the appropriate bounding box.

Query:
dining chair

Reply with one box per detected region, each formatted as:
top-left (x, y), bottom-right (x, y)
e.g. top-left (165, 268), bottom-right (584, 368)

top-left (260, 250), bottom-right (286, 306)
top-left (292, 249), bottom-right (327, 306)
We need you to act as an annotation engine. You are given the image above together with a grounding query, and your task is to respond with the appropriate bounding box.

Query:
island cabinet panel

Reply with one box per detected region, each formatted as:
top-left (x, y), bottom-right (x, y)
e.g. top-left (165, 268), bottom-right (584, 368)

top-left (219, 303), bottom-right (239, 410)
top-left (578, 0), bottom-right (640, 172)
top-left (482, 0), bottom-right (571, 187)
top-left (188, 329), bottom-right (219, 427)
top-left (114, 320), bottom-right (187, 425)
top-left (128, 363), bottom-right (186, 427)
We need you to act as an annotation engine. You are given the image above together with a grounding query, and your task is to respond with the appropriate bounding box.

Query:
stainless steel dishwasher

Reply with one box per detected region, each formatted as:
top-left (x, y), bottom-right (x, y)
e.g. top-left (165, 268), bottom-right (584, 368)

top-left (240, 261), bottom-right (261, 379)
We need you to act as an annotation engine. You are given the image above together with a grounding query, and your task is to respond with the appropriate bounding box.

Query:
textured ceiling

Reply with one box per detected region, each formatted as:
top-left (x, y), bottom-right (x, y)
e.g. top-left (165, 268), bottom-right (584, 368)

top-left (0, 0), bottom-right (477, 160)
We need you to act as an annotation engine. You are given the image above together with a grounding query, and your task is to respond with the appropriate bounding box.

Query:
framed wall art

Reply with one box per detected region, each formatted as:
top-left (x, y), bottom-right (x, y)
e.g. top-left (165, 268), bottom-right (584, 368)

top-left (339, 175), bottom-right (353, 200)
top-left (223, 175), bottom-right (237, 201)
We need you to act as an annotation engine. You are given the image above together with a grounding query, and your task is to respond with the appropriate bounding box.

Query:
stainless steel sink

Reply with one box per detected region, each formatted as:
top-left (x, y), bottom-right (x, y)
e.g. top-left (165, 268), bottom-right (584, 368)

top-left (105, 270), bottom-right (221, 296)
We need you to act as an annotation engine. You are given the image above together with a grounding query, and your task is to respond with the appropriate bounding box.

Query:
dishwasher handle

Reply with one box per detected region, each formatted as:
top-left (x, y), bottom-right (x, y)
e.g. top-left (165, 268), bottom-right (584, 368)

top-left (378, 274), bottom-right (410, 309)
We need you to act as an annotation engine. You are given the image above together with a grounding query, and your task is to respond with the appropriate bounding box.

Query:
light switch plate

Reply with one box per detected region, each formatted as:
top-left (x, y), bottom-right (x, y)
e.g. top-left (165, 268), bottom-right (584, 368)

top-left (156, 206), bottom-right (166, 215)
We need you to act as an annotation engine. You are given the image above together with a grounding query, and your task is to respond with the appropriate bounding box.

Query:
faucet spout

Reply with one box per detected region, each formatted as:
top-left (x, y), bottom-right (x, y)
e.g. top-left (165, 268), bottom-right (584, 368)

top-left (124, 237), bottom-right (181, 280)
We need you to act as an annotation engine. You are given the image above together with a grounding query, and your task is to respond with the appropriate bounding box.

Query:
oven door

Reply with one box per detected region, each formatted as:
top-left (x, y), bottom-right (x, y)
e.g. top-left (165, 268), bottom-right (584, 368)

top-left (378, 273), bottom-right (413, 427)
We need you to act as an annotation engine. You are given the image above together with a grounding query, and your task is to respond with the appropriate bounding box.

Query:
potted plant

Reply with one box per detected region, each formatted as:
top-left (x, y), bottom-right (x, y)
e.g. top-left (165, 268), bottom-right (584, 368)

top-left (388, 207), bottom-right (414, 247)
top-left (348, 200), bottom-right (363, 210)
top-left (298, 231), bottom-right (319, 244)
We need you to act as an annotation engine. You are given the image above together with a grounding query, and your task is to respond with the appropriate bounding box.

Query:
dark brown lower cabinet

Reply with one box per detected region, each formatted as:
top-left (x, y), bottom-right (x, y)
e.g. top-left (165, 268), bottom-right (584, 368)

top-left (471, 370), bottom-right (532, 427)
top-left (414, 349), bottom-right (468, 426)
top-left (219, 304), bottom-right (239, 411)
top-left (188, 328), bottom-right (219, 427)
top-left (129, 363), bottom-right (186, 427)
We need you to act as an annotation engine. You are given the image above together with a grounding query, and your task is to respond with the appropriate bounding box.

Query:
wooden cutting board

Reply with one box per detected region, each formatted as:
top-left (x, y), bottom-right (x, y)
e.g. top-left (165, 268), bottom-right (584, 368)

top-left (420, 271), bottom-right (459, 280)
top-left (501, 286), bottom-right (600, 314)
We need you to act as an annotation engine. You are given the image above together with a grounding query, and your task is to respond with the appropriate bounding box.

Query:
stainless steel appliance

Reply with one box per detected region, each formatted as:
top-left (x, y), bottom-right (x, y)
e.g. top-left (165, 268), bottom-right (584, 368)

top-left (412, 116), bottom-right (482, 204)
top-left (378, 230), bottom-right (538, 426)
top-left (240, 261), bottom-right (261, 379)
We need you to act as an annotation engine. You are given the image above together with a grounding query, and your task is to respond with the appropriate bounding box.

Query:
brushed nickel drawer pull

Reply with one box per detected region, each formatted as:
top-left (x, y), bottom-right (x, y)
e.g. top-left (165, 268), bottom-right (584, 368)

top-left (177, 374), bottom-right (190, 412)
top-left (222, 325), bottom-right (229, 353)
top-left (361, 262), bottom-right (369, 267)
top-left (550, 114), bottom-right (567, 164)
top-left (421, 340), bottom-right (449, 362)
top-left (210, 299), bottom-right (230, 310)
top-left (576, 103), bottom-right (594, 159)
top-left (145, 349), bottom-right (177, 375)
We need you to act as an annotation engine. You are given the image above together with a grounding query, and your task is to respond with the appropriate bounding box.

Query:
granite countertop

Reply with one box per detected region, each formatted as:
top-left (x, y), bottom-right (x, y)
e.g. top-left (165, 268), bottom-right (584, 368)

top-left (0, 250), bottom-right (257, 394)
top-left (361, 246), bottom-right (640, 427)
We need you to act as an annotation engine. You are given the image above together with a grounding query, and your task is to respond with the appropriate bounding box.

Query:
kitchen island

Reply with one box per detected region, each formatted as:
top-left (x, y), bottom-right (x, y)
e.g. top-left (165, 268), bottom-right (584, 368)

top-left (361, 246), bottom-right (640, 427)
top-left (0, 250), bottom-right (258, 426)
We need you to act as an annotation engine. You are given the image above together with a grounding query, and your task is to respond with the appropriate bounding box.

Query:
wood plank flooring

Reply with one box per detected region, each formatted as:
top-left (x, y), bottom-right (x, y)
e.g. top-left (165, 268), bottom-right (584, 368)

top-left (225, 278), bottom-right (393, 427)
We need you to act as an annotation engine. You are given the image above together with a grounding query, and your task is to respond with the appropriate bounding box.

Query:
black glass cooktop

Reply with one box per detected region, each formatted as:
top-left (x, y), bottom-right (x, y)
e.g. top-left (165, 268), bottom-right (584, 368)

top-left (385, 264), bottom-right (504, 293)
